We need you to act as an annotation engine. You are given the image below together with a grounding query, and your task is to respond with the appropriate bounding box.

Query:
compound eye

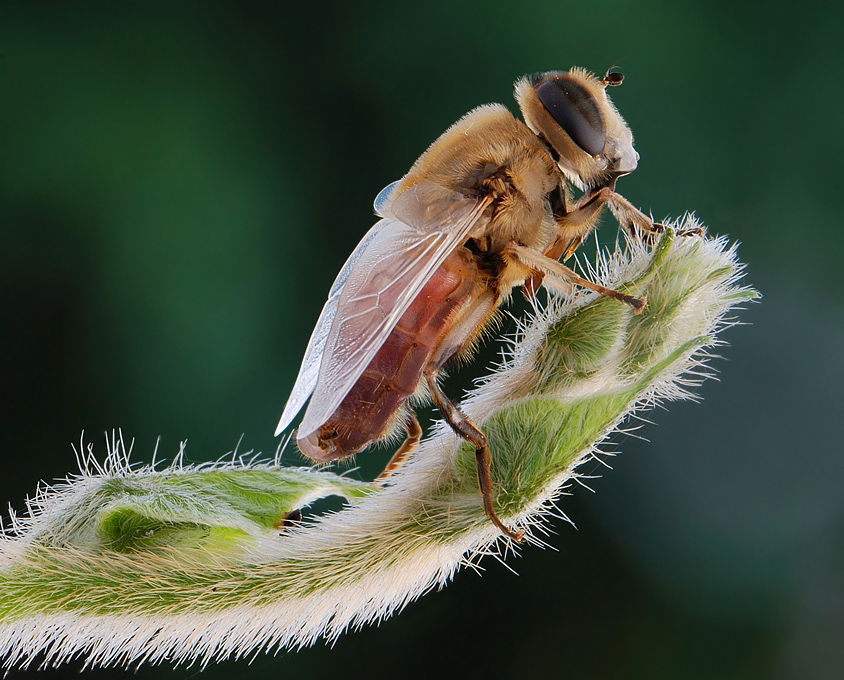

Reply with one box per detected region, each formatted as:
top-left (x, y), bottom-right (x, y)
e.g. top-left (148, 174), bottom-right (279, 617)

top-left (536, 76), bottom-right (606, 156)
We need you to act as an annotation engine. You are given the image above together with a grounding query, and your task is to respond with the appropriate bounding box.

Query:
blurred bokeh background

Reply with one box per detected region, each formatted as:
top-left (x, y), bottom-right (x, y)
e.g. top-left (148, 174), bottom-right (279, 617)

top-left (0, 1), bottom-right (841, 678)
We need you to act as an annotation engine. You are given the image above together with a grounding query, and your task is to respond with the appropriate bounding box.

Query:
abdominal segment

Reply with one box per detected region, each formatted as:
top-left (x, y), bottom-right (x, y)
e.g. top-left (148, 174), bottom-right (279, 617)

top-left (297, 247), bottom-right (488, 463)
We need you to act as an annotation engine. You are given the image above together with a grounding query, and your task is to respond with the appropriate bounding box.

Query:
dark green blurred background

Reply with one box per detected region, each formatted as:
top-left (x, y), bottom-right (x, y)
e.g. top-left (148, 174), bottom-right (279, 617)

top-left (1, 2), bottom-right (842, 679)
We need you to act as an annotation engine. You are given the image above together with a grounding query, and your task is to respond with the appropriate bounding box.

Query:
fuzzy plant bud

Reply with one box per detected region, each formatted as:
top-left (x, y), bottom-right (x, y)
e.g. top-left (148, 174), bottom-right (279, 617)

top-left (0, 224), bottom-right (756, 669)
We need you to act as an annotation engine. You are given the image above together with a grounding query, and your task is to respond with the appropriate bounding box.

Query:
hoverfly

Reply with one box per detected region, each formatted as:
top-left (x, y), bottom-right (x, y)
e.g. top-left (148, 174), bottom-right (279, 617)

top-left (277, 67), bottom-right (683, 540)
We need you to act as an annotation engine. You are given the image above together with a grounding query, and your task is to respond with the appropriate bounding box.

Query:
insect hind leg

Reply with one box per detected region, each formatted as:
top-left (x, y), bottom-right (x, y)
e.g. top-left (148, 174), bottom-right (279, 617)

top-left (374, 412), bottom-right (422, 486)
top-left (425, 373), bottom-right (524, 542)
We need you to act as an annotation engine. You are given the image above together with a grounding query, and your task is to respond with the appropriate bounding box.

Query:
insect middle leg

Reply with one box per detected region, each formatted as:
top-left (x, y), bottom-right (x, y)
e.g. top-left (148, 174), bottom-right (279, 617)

top-left (507, 242), bottom-right (646, 312)
top-left (425, 373), bottom-right (524, 542)
top-left (526, 184), bottom-right (684, 297)
top-left (374, 412), bottom-right (422, 486)
top-left (525, 186), bottom-right (609, 297)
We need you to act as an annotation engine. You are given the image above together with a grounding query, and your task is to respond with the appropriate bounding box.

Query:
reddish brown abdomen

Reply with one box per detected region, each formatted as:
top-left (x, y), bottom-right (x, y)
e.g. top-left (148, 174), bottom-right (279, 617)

top-left (298, 247), bottom-right (491, 462)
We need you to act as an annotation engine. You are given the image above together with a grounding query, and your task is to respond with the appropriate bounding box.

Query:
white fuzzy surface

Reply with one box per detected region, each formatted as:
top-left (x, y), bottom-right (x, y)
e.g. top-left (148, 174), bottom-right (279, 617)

top-left (0, 222), bottom-right (754, 669)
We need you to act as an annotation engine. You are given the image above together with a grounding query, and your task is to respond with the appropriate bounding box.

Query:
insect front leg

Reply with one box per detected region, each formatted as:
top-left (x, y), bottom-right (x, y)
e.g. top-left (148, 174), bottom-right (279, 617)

top-left (374, 412), bottom-right (422, 487)
top-left (547, 186), bottom-right (703, 249)
top-left (506, 242), bottom-right (646, 312)
top-left (602, 189), bottom-right (704, 244)
top-left (424, 373), bottom-right (524, 542)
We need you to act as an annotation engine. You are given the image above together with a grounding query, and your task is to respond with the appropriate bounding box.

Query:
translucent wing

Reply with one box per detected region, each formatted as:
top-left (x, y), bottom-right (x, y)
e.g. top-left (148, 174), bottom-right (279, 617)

top-left (373, 179), bottom-right (400, 217)
top-left (274, 217), bottom-right (393, 435)
top-left (277, 183), bottom-right (490, 439)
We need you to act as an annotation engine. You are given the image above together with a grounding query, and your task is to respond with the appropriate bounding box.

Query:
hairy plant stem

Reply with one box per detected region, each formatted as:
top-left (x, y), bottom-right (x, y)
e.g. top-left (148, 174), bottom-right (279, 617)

top-left (0, 223), bottom-right (756, 669)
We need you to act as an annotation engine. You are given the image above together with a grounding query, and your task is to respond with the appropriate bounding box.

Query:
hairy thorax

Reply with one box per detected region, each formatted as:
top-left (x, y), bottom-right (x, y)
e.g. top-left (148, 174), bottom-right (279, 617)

top-left (399, 104), bottom-right (560, 254)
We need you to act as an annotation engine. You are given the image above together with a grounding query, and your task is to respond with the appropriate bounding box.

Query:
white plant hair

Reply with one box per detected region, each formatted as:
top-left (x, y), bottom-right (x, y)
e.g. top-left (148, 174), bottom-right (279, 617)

top-left (0, 223), bottom-right (755, 669)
